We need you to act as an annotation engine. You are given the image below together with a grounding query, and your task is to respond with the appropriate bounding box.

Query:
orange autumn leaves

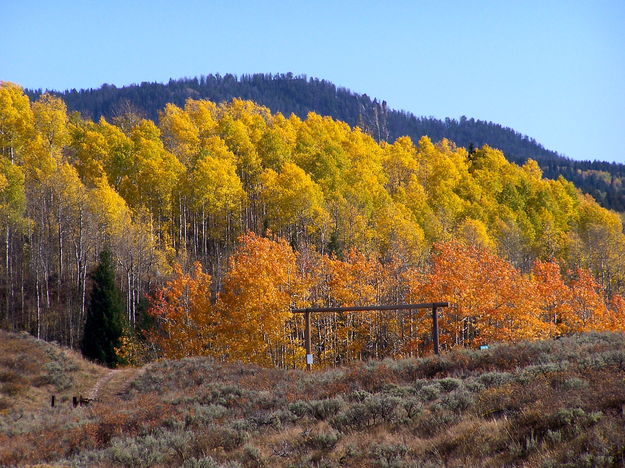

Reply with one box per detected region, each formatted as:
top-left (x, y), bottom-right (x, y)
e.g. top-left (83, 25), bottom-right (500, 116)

top-left (148, 232), bottom-right (304, 366)
top-left (408, 241), bottom-right (625, 350)
top-left (149, 233), bottom-right (625, 367)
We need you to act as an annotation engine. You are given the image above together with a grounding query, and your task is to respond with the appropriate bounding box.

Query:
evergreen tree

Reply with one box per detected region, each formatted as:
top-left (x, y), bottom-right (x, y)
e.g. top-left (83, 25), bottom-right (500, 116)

top-left (81, 248), bottom-right (126, 367)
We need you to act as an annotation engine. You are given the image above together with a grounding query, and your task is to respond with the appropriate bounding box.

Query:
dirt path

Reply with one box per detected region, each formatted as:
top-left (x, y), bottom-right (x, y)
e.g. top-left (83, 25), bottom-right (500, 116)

top-left (87, 367), bottom-right (143, 402)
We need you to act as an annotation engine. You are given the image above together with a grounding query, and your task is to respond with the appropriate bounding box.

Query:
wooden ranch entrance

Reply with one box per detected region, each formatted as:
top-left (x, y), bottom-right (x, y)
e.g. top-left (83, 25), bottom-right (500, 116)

top-left (292, 302), bottom-right (449, 369)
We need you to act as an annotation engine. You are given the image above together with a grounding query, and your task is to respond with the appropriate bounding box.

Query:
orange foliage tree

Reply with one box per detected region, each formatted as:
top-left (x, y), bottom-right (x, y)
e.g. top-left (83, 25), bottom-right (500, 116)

top-left (217, 232), bottom-right (304, 367)
top-left (407, 241), bottom-right (553, 350)
top-left (145, 234), bottom-right (625, 367)
top-left (532, 260), bottom-right (573, 329)
top-left (147, 262), bottom-right (215, 359)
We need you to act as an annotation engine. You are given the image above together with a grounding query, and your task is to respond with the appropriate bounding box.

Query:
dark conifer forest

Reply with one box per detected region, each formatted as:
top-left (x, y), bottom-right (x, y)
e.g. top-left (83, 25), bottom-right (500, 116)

top-left (29, 73), bottom-right (625, 211)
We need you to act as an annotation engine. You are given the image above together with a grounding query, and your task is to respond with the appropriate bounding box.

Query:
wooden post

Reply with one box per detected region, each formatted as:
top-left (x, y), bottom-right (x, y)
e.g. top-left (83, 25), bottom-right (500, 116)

top-left (305, 310), bottom-right (312, 370)
top-left (432, 305), bottom-right (440, 355)
top-left (291, 302), bottom-right (449, 365)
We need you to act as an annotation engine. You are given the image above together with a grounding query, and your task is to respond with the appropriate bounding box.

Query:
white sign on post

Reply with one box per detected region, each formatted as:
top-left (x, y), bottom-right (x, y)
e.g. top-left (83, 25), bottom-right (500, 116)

top-left (306, 354), bottom-right (314, 365)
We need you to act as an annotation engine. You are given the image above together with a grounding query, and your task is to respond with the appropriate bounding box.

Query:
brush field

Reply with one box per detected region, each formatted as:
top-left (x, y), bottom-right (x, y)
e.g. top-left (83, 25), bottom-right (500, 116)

top-left (1, 331), bottom-right (625, 467)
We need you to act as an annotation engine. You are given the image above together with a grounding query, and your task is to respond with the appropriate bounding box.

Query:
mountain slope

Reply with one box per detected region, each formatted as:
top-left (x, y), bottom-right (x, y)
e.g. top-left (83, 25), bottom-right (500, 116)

top-left (28, 73), bottom-right (625, 211)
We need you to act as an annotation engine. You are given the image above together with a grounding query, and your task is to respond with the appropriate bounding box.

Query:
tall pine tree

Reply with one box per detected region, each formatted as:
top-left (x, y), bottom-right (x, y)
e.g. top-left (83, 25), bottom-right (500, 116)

top-left (81, 248), bottom-right (126, 367)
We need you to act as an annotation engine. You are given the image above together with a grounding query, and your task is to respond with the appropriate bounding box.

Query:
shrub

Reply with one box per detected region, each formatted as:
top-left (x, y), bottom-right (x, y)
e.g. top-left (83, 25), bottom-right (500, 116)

top-left (288, 400), bottom-right (311, 419)
top-left (561, 377), bottom-right (589, 391)
top-left (43, 361), bottom-right (73, 391)
top-left (198, 425), bottom-right (247, 451)
top-left (0, 397), bottom-right (10, 411)
top-left (206, 384), bottom-right (243, 407)
top-left (346, 389), bottom-right (371, 402)
top-left (369, 442), bottom-right (408, 467)
top-left (439, 390), bottom-right (473, 414)
top-left (402, 397), bottom-right (423, 420)
top-left (309, 398), bottom-right (344, 420)
top-left (1, 381), bottom-right (26, 397)
top-left (419, 384), bottom-right (442, 402)
top-left (478, 372), bottom-right (513, 388)
top-left (0, 370), bottom-right (22, 383)
top-left (303, 429), bottom-right (341, 450)
top-left (415, 407), bottom-right (461, 436)
top-left (551, 408), bottom-right (602, 436)
top-left (248, 409), bottom-right (295, 430)
top-left (184, 404), bottom-right (229, 427)
top-left (240, 445), bottom-right (264, 466)
top-left (438, 378), bottom-right (463, 392)
top-left (183, 456), bottom-right (241, 468)
top-left (330, 394), bottom-right (401, 431)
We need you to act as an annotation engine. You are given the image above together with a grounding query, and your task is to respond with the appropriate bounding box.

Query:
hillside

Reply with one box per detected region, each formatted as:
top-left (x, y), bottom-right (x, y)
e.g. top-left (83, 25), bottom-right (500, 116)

top-left (2, 330), bottom-right (625, 466)
top-left (3, 81), bottom-right (625, 357)
top-left (28, 73), bottom-right (625, 211)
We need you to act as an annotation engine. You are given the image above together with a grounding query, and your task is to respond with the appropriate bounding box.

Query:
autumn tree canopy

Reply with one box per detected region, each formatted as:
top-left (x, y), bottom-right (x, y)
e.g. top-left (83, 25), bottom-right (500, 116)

top-left (2, 81), bottom-right (625, 366)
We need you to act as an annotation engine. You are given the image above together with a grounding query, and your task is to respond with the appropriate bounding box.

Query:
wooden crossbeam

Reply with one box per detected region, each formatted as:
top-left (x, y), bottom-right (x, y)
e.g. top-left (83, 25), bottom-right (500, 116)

top-left (291, 302), bottom-right (449, 369)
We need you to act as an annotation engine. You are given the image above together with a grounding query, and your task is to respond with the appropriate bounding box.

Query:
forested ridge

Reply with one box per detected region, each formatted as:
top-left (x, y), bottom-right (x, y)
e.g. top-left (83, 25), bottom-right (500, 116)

top-left (28, 73), bottom-right (625, 212)
top-left (3, 81), bottom-right (625, 368)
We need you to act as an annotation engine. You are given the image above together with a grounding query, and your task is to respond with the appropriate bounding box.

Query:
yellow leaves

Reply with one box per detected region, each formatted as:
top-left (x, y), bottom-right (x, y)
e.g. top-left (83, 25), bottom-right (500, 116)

top-left (0, 82), bottom-right (34, 163)
top-left (456, 218), bottom-right (495, 251)
top-left (522, 159), bottom-right (543, 180)
top-left (382, 136), bottom-right (418, 195)
top-left (188, 154), bottom-right (245, 215)
top-left (31, 94), bottom-right (69, 153)
top-left (118, 119), bottom-right (185, 215)
top-left (260, 162), bottom-right (328, 234)
top-left (89, 177), bottom-right (132, 238)
top-left (0, 156), bottom-right (26, 228)
top-left (159, 103), bottom-right (200, 166)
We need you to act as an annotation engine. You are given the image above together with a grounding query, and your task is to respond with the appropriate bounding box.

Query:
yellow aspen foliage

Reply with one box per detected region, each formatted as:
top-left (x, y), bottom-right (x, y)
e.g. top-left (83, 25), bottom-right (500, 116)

top-left (31, 93), bottom-right (69, 154)
top-left (218, 115), bottom-right (262, 190)
top-left (188, 154), bottom-right (246, 216)
top-left (382, 136), bottom-right (418, 196)
top-left (159, 103), bottom-right (200, 166)
top-left (257, 113), bottom-right (297, 170)
top-left (0, 82), bottom-right (34, 163)
top-left (68, 122), bottom-right (109, 185)
top-left (371, 202), bottom-right (426, 263)
top-left (121, 120), bottom-right (185, 217)
top-left (89, 177), bottom-right (133, 238)
top-left (220, 98), bottom-right (271, 145)
top-left (184, 99), bottom-right (219, 141)
top-left (456, 218), bottom-right (496, 251)
top-left (259, 162), bottom-right (328, 236)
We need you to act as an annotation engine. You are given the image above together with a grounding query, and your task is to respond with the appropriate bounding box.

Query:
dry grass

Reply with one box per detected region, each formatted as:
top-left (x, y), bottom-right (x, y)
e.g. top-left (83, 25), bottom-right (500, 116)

top-left (0, 330), bottom-right (106, 413)
top-left (1, 331), bottom-right (625, 466)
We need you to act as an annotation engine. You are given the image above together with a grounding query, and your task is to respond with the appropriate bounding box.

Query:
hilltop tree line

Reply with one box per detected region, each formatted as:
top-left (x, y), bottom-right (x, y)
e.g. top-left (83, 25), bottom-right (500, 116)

top-left (28, 73), bottom-right (625, 212)
top-left (2, 81), bottom-right (625, 365)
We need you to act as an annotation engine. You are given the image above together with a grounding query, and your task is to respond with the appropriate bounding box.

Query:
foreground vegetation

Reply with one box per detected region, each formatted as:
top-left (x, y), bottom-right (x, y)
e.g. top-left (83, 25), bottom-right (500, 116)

top-left (2, 330), bottom-right (625, 467)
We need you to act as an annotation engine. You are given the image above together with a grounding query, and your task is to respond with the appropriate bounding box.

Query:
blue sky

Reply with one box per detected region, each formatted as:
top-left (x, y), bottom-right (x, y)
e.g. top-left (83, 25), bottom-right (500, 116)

top-left (1, 0), bottom-right (624, 162)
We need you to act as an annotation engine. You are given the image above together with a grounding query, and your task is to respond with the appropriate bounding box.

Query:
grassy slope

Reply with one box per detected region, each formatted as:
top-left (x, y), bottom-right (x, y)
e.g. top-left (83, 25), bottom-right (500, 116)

top-left (2, 332), bottom-right (625, 467)
top-left (0, 330), bottom-right (106, 412)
